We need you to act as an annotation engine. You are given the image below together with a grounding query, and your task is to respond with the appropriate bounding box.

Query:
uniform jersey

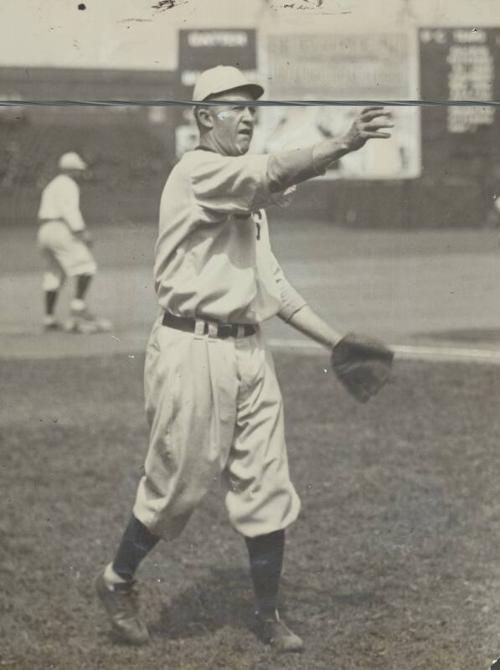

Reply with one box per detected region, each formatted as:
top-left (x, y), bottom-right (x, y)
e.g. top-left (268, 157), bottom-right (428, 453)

top-left (154, 149), bottom-right (306, 325)
top-left (38, 174), bottom-right (86, 232)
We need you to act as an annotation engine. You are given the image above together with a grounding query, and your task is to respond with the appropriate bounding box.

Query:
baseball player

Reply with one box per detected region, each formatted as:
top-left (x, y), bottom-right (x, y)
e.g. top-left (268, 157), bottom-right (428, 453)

top-left (37, 152), bottom-right (110, 333)
top-left (95, 66), bottom-right (393, 653)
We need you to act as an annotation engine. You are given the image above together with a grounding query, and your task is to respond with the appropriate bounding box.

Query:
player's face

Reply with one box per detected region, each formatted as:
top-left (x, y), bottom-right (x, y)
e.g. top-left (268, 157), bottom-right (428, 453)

top-left (66, 169), bottom-right (85, 182)
top-left (205, 90), bottom-right (257, 156)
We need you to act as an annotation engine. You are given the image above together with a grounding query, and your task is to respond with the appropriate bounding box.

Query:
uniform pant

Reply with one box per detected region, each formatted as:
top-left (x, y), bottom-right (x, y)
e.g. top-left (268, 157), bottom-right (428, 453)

top-left (37, 220), bottom-right (97, 291)
top-left (133, 317), bottom-right (301, 539)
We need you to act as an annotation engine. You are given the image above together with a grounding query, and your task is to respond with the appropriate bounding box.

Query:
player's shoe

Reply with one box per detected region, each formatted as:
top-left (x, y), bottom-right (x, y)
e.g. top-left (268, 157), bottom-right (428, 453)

top-left (95, 572), bottom-right (149, 645)
top-left (491, 657), bottom-right (500, 669)
top-left (42, 316), bottom-right (62, 331)
top-left (65, 306), bottom-right (112, 334)
top-left (255, 609), bottom-right (304, 653)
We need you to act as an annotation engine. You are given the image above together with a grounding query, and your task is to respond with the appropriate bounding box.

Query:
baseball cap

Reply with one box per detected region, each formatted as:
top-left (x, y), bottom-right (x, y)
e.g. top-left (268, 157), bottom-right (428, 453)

top-left (192, 65), bottom-right (264, 102)
top-left (58, 152), bottom-right (87, 171)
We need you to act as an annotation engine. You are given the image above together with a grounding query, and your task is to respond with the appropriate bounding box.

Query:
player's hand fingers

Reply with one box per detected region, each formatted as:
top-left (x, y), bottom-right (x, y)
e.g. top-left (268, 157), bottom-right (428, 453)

top-left (363, 122), bottom-right (394, 131)
top-left (360, 106), bottom-right (385, 114)
top-left (363, 131), bottom-right (392, 139)
top-left (360, 109), bottom-right (392, 122)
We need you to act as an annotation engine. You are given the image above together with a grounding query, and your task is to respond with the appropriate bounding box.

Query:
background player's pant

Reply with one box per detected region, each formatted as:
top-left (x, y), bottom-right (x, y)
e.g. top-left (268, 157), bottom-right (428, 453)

top-left (37, 220), bottom-right (97, 291)
top-left (133, 318), bottom-right (301, 539)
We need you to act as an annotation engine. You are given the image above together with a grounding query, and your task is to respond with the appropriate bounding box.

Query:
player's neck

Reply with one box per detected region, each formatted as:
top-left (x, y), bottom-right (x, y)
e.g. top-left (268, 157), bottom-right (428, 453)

top-left (197, 133), bottom-right (243, 157)
top-left (198, 134), bottom-right (224, 155)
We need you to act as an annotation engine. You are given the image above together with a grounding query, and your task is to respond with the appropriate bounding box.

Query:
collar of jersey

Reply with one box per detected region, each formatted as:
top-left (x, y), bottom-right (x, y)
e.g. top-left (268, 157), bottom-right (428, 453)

top-left (194, 145), bottom-right (218, 153)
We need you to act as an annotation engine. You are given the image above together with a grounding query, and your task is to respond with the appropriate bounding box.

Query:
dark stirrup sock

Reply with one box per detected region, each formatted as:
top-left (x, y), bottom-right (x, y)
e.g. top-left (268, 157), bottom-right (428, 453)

top-left (112, 515), bottom-right (160, 581)
top-left (45, 290), bottom-right (58, 315)
top-left (245, 529), bottom-right (285, 616)
top-left (75, 273), bottom-right (92, 301)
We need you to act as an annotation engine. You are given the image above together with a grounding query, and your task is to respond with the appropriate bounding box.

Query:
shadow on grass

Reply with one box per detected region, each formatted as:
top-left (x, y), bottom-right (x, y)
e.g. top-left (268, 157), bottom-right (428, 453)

top-left (151, 566), bottom-right (256, 640)
top-left (148, 563), bottom-right (381, 644)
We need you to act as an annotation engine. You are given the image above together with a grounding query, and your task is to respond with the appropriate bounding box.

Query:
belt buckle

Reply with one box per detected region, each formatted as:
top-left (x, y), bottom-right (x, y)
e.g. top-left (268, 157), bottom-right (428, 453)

top-left (217, 323), bottom-right (233, 339)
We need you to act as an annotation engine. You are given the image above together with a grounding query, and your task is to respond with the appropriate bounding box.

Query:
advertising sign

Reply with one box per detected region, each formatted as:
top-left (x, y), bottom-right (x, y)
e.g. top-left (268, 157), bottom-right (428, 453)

top-left (178, 29), bottom-right (258, 87)
top-left (259, 31), bottom-right (421, 180)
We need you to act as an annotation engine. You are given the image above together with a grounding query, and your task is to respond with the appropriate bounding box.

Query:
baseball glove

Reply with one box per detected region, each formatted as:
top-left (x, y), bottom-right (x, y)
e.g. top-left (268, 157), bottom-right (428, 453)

top-left (330, 332), bottom-right (394, 403)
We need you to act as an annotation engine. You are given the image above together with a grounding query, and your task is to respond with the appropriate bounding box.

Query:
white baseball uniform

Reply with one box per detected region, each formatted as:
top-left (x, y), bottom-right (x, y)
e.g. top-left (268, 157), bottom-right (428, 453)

top-left (37, 173), bottom-right (96, 290)
top-left (133, 149), bottom-right (306, 539)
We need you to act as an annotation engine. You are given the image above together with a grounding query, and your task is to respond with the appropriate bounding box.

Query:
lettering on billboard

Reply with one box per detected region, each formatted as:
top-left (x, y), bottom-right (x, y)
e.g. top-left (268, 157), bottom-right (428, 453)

top-left (261, 31), bottom-right (420, 180)
top-left (187, 31), bottom-right (249, 48)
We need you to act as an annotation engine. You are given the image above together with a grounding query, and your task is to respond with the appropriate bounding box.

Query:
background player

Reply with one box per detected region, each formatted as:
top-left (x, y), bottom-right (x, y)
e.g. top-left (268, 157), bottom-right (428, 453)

top-left (37, 151), bottom-right (111, 333)
top-left (95, 66), bottom-right (393, 653)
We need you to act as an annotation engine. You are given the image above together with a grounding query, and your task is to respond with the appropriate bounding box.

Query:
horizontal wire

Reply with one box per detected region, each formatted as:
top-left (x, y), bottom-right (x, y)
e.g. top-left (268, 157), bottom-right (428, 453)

top-left (0, 98), bottom-right (499, 108)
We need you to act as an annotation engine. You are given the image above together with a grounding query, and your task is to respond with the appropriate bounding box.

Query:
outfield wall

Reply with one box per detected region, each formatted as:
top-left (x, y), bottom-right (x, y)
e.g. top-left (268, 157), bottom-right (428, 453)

top-left (0, 46), bottom-right (498, 229)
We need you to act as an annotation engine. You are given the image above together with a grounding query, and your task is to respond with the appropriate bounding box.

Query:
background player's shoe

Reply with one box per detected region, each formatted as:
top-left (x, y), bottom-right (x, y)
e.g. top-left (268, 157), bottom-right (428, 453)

top-left (65, 304), bottom-right (112, 334)
top-left (43, 315), bottom-right (62, 331)
top-left (255, 609), bottom-right (304, 653)
top-left (95, 572), bottom-right (150, 645)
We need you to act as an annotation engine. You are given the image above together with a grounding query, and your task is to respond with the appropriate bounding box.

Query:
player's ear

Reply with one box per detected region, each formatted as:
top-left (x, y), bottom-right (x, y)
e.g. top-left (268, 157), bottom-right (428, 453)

top-left (195, 106), bottom-right (213, 131)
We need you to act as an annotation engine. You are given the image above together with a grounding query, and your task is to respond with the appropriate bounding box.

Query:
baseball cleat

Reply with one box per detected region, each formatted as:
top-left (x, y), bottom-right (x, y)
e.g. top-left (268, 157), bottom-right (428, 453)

top-left (95, 572), bottom-right (150, 645)
top-left (491, 657), bottom-right (500, 669)
top-left (65, 318), bottom-right (97, 334)
top-left (65, 309), bottom-right (112, 334)
top-left (255, 609), bottom-right (304, 653)
top-left (43, 318), bottom-right (63, 331)
top-left (94, 317), bottom-right (113, 332)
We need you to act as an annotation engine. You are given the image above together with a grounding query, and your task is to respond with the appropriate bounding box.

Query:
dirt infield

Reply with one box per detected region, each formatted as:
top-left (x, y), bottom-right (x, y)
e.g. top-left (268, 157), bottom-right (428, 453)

top-left (3, 224), bottom-right (500, 360)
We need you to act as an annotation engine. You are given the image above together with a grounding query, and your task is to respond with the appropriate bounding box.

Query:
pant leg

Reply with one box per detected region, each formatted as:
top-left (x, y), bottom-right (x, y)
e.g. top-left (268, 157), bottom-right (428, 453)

top-left (133, 320), bottom-right (239, 539)
top-left (38, 220), bottom-right (96, 277)
top-left (223, 331), bottom-right (301, 538)
top-left (38, 223), bottom-right (66, 290)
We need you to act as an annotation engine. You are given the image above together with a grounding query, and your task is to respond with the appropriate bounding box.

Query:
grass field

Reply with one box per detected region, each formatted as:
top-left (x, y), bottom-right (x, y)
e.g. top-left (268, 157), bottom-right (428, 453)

top-left (3, 220), bottom-right (500, 668)
top-left (2, 351), bottom-right (500, 669)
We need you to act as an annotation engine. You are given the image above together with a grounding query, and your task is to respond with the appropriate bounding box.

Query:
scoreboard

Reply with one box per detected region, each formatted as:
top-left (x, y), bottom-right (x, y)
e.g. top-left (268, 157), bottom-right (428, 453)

top-left (419, 27), bottom-right (500, 166)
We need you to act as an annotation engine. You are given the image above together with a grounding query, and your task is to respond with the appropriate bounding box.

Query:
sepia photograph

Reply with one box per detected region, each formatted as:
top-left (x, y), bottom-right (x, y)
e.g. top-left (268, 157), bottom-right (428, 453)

top-left (2, 1), bottom-right (500, 668)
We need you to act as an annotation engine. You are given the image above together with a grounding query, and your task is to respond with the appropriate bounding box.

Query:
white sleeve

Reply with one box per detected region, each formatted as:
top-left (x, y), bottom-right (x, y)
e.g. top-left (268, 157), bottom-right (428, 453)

top-left (270, 252), bottom-right (308, 321)
top-left (190, 152), bottom-right (272, 214)
top-left (256, 210), bottom-right (307, 321)
top-left (59, 179), bottom-right (86, 232)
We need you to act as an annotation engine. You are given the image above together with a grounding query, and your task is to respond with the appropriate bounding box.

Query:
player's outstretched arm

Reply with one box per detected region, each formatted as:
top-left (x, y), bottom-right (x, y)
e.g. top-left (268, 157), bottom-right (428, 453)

top-left (281, 304), bottom-right (343, 349)
top-left (267, 107), bottom-right (393, 193)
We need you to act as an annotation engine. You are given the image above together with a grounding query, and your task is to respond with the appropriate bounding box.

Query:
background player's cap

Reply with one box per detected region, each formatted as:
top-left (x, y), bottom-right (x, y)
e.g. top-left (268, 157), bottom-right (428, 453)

top-left (192, 66), bottom-right (264, 102)
top-left (58, 152), bottom-right (87, 171)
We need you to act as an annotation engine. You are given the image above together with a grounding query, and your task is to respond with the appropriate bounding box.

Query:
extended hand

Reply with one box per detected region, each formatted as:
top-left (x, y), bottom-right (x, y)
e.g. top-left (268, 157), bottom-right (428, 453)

top-left (342, 107), bottom-right (393, 152)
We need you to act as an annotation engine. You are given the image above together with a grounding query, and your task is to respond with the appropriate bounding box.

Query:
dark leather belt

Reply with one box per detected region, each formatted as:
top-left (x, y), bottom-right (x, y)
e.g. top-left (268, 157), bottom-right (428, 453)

top-left (38, 217), bottom-right (65, 224)
top-left (162, 312), bottom-right (257, 339)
